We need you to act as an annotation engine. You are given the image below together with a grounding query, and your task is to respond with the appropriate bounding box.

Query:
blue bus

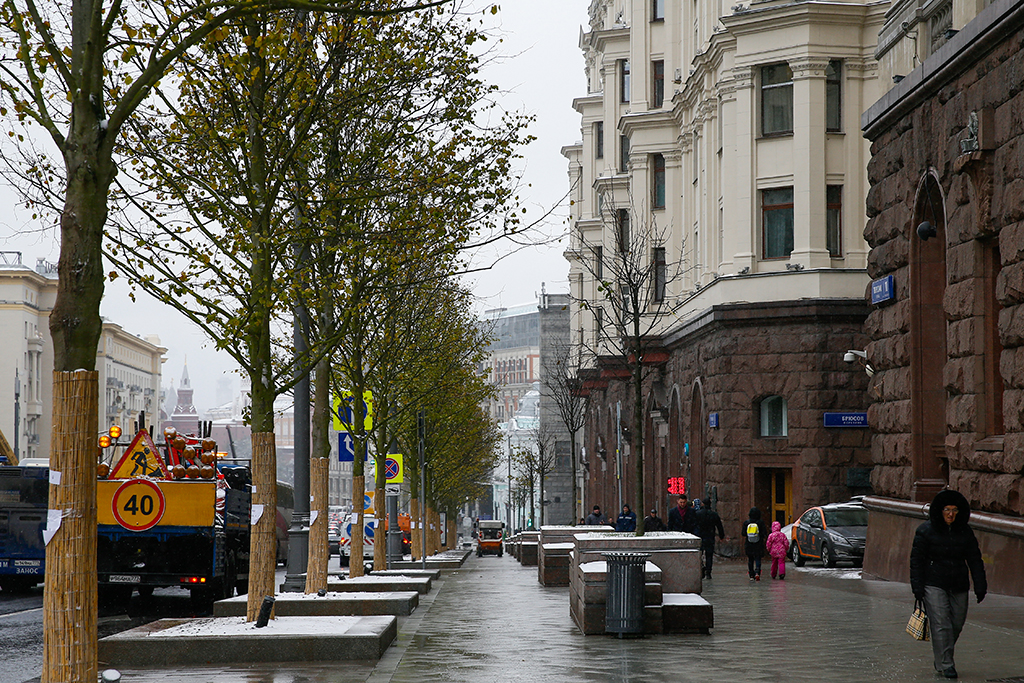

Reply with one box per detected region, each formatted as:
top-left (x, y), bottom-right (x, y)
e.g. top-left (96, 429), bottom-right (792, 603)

top-left (0, 458), bottom-right (48, 592)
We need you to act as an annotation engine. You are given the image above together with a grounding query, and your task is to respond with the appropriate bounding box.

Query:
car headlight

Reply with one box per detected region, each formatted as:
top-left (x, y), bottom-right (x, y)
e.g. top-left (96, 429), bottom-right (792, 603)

top-left (828, 532), bottom-right (853, 547)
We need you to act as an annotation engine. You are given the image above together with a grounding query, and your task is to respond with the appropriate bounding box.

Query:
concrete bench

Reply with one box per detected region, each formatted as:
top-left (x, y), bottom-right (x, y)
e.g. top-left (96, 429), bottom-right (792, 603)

top-left (661, 593), bottom-right (714, 634)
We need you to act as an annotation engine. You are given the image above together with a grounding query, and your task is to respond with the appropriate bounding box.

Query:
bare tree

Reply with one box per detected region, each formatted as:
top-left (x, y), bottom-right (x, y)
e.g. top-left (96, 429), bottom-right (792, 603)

top-left (570, 192), bottom-right (688, 534)
top-left (542, 340), bottom-right (590, 524)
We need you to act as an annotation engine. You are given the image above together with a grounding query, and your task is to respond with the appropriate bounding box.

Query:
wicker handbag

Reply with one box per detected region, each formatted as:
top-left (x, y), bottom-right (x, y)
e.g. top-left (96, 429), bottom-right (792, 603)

top-left (906, 599), bottom-right (930, 641)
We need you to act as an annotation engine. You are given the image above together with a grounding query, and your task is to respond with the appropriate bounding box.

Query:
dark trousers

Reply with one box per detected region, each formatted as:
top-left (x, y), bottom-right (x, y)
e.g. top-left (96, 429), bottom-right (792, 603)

top-left (924, 586), bottom-right (969, 672)
top-left (747, 555), bottom-right (762, 578)
top-left (700, 540), bottom-right (715, 576)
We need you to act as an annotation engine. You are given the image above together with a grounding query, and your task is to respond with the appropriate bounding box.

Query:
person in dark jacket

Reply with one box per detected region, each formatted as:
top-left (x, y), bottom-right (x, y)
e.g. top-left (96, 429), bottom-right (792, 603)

top-left (615, 505), bottom-right (637, 532)
top-left (693, 499), bottom-right (725, 579)
top-left (742, 507), bottom-right (769, 581)
top-left (909, 489), bottom-right (987, 680)
top-left (667, 495), bottom-right (697, 534)
top-left (643, 509), bottom-right (665, 532)
top-left (585, 505), bottom-right (607, 526)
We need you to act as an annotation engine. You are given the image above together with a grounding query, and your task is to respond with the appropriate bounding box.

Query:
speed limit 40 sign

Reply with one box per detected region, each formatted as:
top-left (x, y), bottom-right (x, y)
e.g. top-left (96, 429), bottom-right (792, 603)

top-left (111, 478), bottom-right (167, 531)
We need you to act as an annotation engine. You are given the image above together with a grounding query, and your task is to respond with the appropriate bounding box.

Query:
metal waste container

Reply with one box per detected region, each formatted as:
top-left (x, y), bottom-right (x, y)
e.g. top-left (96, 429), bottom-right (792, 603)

top-left (603, 552), bottom-right (650, 636)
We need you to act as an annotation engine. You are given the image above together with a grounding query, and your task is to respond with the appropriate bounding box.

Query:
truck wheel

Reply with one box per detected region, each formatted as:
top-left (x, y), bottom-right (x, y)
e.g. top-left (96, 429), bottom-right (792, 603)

top-left (137, 585), bottom-right (154, 599)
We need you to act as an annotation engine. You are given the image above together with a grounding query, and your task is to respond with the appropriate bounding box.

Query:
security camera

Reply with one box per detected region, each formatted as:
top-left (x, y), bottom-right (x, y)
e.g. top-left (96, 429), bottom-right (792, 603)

top-left (917, 221), bottom-right (937, 241)
top-left (844, 350), bottom-right (867, 363)
top-left (901, 20), bottom-right (910, 30)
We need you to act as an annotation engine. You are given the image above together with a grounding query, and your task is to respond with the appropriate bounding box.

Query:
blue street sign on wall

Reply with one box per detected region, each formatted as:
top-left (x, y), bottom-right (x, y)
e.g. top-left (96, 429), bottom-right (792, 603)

top-left (823, 412), bottom-right (868, 428)
top-left (708, 412), bottom-right (719, 428)
top-left (870, 275), bottom-right (895, 305)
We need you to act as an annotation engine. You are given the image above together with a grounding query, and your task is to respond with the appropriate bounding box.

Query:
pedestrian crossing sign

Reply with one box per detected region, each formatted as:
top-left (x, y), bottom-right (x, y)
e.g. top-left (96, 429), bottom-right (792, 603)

top-left (109, 429), bottom-right (169, 479)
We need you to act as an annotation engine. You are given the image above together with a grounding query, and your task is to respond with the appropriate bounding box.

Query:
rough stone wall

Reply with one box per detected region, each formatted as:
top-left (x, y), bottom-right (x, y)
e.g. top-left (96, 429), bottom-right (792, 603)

top-left (864, 19), bottom-right (1024, 516)
top-left (583, 301), bottom-right (872, 548)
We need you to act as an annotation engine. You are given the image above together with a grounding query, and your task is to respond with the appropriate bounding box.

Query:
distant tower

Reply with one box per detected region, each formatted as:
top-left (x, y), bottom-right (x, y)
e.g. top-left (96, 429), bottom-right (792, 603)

top-left (169, 362), bottom-right (200, 435)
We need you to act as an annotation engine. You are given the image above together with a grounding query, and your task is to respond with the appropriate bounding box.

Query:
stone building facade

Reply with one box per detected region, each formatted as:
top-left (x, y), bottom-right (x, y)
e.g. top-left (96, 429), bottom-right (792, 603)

top-left (565, 0), bottom-right (886, 552)
top-left (861, 0), bottom-right (1024, 596)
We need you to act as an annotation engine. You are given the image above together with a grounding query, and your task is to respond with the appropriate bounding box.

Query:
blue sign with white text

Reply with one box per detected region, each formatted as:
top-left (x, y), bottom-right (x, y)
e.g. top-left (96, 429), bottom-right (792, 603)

top-left (871, 275), bottom-right (894, 305)
top-left (823, 412), bottom-right (868, 428)
top-left (708, 412), bottom-right (719, 428)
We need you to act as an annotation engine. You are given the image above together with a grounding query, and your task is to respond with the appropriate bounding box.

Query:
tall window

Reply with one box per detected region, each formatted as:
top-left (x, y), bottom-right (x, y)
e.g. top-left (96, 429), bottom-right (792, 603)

top-left (594, 246), bottom-right (604, 280)
top-left (761, 63), bottom-right (793, 135)
top-left (762, 188), bottom-right (794, 259)
top-left (653, 247), bottom-right (667, 302)
top-left (826, 60), bottom-right (842, 132)
top-left (594, 307), bottom-right (603, 340)
top-left (652, 0), bottom-right (665, 20)
top-left (759, 395), bottom-right (788, 437)
top-left (652, 153), bottom-right (666, 209)
top-left (652, 60), bottom-right (665, 108)
top-left (617, 209), bottom-right (630, 253)
top-left (620, 134), bottom-right (630, 173)
top-left (595, 121), bottom-right (604, 159)
top-left (826, 185), bottom-right (842, 257)
top-left (620, 60), bottom-right (631, 103)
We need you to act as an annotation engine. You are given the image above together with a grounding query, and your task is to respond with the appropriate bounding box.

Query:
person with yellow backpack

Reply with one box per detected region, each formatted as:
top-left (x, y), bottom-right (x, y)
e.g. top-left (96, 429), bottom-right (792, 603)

top-left (742, 507), bottom-right (769, 581)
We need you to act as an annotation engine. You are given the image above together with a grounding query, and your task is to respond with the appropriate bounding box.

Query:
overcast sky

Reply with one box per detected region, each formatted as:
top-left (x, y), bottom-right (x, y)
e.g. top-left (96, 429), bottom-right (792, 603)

top-left (0, 0), bottom-right (590, 413)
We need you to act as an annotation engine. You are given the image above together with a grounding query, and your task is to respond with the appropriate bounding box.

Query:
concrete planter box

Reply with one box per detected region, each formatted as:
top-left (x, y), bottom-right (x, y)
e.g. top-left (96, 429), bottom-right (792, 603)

top-left (571, 531), bottom-right (702, 595)
top-left (213, 591), bottom-right (419, 618)
top-left (99, 615), bottom-right (397, 665)
top-left (538, 526), bottom-right (587, 586)
top-left (326, 575), bottom-right (431, 595)
top-left (662, 593), bottom-right (714, 634)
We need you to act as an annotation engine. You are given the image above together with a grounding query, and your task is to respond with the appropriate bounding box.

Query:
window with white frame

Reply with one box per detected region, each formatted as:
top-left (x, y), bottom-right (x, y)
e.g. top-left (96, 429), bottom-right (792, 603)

top-left (762, 187), bottom-right (794, 259)
top-left (759, 395), bottom-right (788, 437)
top-left (761, 63), bottom-right (793, 135)
top-left (826, 60), bottom-right (842, 132)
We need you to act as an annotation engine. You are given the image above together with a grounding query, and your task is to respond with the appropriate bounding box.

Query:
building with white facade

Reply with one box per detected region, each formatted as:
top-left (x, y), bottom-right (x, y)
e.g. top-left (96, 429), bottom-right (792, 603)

top-left (0, 252), bottom-right (165, 461)
top-left (565, 0), bottom-right (886, 549)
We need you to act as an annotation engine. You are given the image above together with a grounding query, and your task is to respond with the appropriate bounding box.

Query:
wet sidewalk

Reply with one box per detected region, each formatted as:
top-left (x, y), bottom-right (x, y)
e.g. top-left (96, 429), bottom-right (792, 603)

top-left (111, 554), bottom-right (1024, 683)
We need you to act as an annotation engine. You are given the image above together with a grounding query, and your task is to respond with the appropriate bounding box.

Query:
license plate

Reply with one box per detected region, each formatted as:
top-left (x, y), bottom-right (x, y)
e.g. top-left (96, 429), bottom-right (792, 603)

top-left (14, 560), bottom-right (40, 567)
top-left (108, 574), bottom-right (141, 583)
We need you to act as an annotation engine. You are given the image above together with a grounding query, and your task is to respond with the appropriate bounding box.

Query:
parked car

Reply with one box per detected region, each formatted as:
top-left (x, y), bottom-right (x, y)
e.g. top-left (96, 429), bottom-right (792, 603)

top-left (789, 501), bottom-right (868, 568)
top-left (328, 520), bottom-right (341, 557)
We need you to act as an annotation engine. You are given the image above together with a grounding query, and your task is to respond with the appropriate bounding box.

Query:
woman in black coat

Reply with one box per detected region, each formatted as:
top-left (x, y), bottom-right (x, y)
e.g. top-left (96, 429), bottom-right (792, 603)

top-left (909, 489), bottom-right (987, 680)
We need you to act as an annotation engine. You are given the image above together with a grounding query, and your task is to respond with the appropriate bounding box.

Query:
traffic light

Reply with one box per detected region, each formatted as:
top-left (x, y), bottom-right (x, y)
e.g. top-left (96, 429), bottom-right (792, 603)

top-left (667, 476), bottom-right (686, 495)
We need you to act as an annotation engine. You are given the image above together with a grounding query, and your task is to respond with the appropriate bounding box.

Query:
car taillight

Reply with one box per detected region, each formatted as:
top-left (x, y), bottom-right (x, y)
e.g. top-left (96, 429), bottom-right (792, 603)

top-left (180, 576), bottom-right (207, 584)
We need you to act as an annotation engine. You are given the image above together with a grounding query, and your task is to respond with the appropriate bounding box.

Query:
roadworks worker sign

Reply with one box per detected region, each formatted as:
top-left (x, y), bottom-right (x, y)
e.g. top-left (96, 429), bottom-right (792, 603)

top-left (109, 429), bottom-right (169, 479)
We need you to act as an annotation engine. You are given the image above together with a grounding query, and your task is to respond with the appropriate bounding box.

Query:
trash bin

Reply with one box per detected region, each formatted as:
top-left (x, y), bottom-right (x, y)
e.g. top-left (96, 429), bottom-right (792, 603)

top-left (603, 552), bottom-right (650, 636)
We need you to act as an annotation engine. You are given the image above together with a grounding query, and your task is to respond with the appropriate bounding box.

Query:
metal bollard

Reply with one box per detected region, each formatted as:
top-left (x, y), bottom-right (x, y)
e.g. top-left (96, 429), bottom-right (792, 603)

top-left (255, 595), bottom-right (275, 628)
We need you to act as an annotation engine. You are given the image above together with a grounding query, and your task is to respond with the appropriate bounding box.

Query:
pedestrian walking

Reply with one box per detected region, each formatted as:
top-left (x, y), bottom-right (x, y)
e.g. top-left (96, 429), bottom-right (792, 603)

top-left (667, 495), bottom-right (697, 534)
top-left (765, 520), bottom-right (790, 579)
top-left (585, 505), bottom-right (606, 525)
top-left (743, 507), bottom-right (768, 581)
top-left (643, 509), bottom-right (665, 532)
top-left (693, 498), bottom-right (725, 578)
top-left (909, 489), bottom-right (987, 680)
top-left (615, 504), bottom-right (637, 532)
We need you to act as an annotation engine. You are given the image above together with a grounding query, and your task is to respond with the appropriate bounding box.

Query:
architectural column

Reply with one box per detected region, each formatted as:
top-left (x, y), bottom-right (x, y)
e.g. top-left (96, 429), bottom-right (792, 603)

top-left (726, 66), bottom-right (755, 273)
top-left (790, 58), bottom-right (832, 269)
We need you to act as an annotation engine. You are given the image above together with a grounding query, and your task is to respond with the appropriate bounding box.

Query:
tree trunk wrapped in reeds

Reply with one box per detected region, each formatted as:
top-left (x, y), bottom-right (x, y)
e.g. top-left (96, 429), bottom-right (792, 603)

top-left (246, 432), bottom-right (277, 621)
top-left (349, 475), bottom-right (365, 577)
top-left (373, 488), bottom-right (386, 570)
top-left (42, 371), bottom-right (98, 683)
top-left (305, 457), bottom-right (329, 593)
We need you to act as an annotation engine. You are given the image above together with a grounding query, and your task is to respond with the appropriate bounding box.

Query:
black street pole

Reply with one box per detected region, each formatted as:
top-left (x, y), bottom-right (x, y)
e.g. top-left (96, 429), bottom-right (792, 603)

top-left (418, 411), bottom-right (426, 570)
top-left (282, 243), bottom-right (310, 592)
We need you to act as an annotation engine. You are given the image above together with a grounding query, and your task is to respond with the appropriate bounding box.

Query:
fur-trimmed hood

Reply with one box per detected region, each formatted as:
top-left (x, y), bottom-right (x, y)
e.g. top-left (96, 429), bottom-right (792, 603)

top-left (929, 489), bottom-right (971, 529)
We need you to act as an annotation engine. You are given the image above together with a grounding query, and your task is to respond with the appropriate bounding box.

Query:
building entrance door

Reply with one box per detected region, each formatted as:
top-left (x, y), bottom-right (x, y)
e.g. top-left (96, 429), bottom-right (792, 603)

top-left (754, 468), bottom-right (792, 526)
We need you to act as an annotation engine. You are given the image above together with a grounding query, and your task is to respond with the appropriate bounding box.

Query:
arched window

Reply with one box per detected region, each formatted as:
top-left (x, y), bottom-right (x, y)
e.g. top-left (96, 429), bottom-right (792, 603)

top-left (759, 396), bottom-right (788, 437)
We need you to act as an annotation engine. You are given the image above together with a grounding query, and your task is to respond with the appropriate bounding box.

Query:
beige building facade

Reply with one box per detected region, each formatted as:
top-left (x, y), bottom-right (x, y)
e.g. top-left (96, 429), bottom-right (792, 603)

top-left (565, 0), bottom-right (888, 544)
top-left (0, 252), bottom-right (165, 462)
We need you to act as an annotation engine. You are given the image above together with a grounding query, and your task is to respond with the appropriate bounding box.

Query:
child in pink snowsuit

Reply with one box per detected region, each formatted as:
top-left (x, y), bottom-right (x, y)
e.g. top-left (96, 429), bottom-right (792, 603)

top-left (765, 521), bottom-right (790, 579)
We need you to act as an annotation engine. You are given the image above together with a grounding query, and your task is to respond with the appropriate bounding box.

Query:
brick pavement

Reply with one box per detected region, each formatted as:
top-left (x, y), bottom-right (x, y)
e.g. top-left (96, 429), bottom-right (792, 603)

top-left (109, 554), bottom-right (1024, 683)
